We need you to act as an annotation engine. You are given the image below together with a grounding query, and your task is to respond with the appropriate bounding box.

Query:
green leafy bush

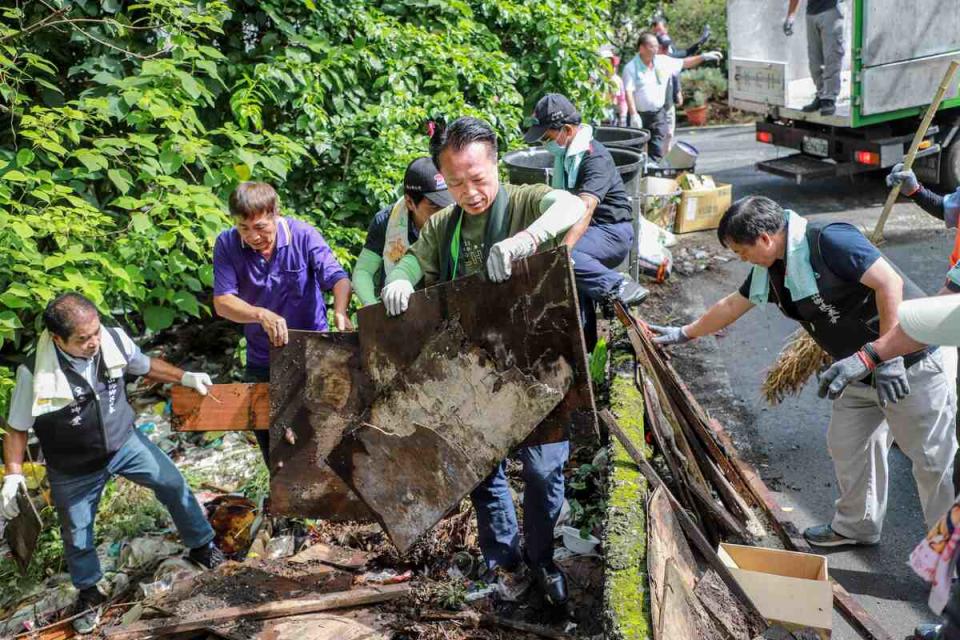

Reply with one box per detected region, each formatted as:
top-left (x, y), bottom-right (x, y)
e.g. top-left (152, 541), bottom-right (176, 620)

top-left (0, 0), bottom-right (619, 409)
top-left (682, 67), bottom-right (728, 106)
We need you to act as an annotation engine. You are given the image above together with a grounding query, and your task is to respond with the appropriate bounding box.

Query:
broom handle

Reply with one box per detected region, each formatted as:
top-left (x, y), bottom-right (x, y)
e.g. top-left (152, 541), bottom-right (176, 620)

top-left (871, 60), bottom-right (960, 244)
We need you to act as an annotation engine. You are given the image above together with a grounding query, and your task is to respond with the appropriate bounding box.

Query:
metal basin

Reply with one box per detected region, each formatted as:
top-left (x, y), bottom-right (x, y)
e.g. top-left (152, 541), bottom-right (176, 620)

top-left (503, 147), bottom-right (645, 191)
top-left (595, 126), bottom-right (651, 154)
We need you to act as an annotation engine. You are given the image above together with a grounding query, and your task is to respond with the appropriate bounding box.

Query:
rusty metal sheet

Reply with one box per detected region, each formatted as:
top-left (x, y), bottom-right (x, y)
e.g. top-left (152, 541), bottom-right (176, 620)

top-left (356, 247), bottom-right (595, 446)
top-left (327, 322), bottom-right (572, 552)
top-left (269, 331), bottom-right (374, 520)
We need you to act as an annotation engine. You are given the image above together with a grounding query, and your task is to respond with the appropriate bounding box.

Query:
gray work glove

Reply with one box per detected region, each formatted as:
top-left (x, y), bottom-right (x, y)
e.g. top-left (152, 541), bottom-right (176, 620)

top-left (818, 352), bottom-right (869, 399)
top-left (886, 162), bottom-right (920, 195)
top-left (698, 24), bottom-right (712, 45)
top-left (648, 324), bottom-right (692, 346)
top-left (874, 356), bottom-right (910, 405)
top-left (783, 15), bottom-right (795, 36)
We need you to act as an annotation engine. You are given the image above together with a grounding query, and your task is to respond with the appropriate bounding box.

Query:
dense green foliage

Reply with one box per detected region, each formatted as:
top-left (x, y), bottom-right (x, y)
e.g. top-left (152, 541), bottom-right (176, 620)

top-left (0, 0), bottom-right (617, 399)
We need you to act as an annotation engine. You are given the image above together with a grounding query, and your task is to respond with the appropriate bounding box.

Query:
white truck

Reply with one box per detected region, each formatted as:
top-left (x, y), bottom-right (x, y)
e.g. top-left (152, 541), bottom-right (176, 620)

top-left (727, 0), bottom-right (960, 188)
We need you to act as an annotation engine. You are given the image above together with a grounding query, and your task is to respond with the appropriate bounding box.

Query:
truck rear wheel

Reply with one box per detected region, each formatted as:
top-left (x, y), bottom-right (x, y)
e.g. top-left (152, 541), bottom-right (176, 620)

top-left (941, 136), bottom-right (960, 192)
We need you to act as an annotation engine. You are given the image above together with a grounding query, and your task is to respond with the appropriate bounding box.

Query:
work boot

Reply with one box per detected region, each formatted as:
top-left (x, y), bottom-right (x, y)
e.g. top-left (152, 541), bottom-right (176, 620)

top-left (820, 99), bottom-right (837, 116)
top-left (189, 541), bottom-right (225, 569)
top-left (534, 563), bottom-right (568, 606)
top-left (915, 623), bottom-right (943, 640)
top-left (72, 585), bottom-right (106, 635)
top-left (802, 524), bottom-right (876, 548)
top-left (801, 97), bottom-right (822, 112)
top-left (615, 279), bottom-right (649, 307)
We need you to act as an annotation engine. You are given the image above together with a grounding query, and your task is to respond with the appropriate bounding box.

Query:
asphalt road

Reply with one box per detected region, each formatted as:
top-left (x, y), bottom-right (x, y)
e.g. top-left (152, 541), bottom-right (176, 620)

top-left (655, 124), bottom-right (957, 640)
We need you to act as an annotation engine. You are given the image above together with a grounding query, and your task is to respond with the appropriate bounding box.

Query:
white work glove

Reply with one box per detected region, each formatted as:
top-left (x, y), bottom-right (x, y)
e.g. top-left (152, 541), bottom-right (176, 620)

top-left (1, 474), bottom-right (25, 520)
top-left (783, 15), bottom-right (795, 36)
top-left (180, 372), bottom-right (212, 396)
top-left (702, 51), bottom-right (723, 64)
top-left (487, 232), bottom-right (538, 283)
top-left (382, 279), bottom-right (414, 316)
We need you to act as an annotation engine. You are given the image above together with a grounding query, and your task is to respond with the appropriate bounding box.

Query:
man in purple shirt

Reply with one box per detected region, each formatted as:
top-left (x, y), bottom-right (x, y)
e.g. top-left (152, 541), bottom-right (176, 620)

top-left (213, 182), bottom-right (352, 464)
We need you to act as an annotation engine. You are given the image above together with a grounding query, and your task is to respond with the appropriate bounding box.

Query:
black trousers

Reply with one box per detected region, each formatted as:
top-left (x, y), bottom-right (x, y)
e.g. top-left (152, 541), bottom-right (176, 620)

top-left (636, 108), bottom-right (669, 161)
top-left (243, 365), bottom-right (271, 467)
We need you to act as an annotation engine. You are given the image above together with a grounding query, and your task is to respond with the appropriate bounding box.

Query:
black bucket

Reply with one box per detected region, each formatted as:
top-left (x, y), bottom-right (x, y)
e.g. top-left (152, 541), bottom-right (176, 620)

top-left (502, 147), bottom-right (645, 193)
top-left (594, 126), bottom-right (651, 154)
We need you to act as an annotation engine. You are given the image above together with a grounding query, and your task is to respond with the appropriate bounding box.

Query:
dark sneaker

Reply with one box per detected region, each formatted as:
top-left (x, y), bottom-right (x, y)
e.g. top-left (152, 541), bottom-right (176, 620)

top-left (802, 524), bottom-right (874, 547)
top-left (801, 98), bottom-right (822, 112)
top-left (189, 541), bottom-right (225, 569)
top-left (820, 99), bottom-right (837, 116)
top-left (914, 623), bottom-right (943, 640)
top-left (615, 279), bottom-right (649, 307)
top-left (534, 563), bottom-right (568, 606)
top-left (72, 585), bottom-right (106, 634)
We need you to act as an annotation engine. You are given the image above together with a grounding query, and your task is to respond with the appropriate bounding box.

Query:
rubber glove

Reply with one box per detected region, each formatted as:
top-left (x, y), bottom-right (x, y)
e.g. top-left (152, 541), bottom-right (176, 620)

top-left (698, 24), bottom-right (712, 45)
top-left (1, 474), bottom-right (25, 520)
top-left (702, 51), bottom-right (723, 64)
top-left (648, 324), bottom-right (692, 346)
top-left (487, 232), bottom-right (538, 282)
top-left (181, 372), bottom-right (212, 396)
top-left (382, 279), bottom-right (414, 316)
top-left (818, 352), bottom-right (869, 399)
top-left (783, 15), bottom-right (795, 36)
top-left (886, 162), bottom-right (920, 196)
top-left (874, 357), bottom-right (910, 405)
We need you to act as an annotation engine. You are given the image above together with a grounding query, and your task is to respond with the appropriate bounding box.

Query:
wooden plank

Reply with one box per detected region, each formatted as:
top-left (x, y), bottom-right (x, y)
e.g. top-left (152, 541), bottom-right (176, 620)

top-left (613, 302), bottom-right (759, 506)
top-left (599, 409), bottom-right (768, 635)
top-left (356, 247), bottom-right (595, 447)
top-left (5, 483), bottom-right (42, 573)
top-left (327, 322), bottom-right (572, 552)
top-left (659, 559), bottom-right (725, 640)
top-left (170, 383), bottom-right (269, 431)
top-left (102, 584), bottom-right (410, 640)
top-left (694, 569), bottom-right (763, 640)
top-left (269, 331), bottom-right (374, 521)
top-left (648, 485), bottom-right (699, 637)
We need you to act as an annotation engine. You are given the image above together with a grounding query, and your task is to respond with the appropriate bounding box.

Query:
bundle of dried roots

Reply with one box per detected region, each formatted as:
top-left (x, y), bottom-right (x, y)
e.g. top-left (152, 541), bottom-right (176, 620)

top-left (762, 329), bottom-right (832, 405)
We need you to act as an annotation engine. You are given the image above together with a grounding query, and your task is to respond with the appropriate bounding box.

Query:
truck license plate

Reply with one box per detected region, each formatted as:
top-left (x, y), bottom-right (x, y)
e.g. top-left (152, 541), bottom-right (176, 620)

top-left (802, 136), bottom-right (829, 158)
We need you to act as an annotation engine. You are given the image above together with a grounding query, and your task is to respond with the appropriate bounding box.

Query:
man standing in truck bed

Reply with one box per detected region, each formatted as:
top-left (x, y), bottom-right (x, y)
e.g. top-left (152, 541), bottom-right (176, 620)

top-left (784, 0), bottom-right (844, 116)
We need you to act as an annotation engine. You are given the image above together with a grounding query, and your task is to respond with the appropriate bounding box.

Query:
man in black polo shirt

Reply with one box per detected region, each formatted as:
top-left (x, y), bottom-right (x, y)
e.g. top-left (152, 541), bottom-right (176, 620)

top-left (523, 93), bottom-right (647, 347)
top-left (351, 157), bottom-right (454, 306)
top-left (649, 196), bottom-right (957, 550)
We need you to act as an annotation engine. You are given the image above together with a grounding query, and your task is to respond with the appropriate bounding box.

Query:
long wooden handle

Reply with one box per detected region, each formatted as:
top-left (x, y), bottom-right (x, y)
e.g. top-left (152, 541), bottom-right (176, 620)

top-left (871, 60), bottom-right (960, 244)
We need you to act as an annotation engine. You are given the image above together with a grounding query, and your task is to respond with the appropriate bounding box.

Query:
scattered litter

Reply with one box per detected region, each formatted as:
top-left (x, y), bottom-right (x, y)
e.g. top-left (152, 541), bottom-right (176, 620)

top-left (464, 584), bottom-right (497, 602)
top-left (559, 526), bottom-right (601, 555)
top-left (358, 569), bottom-right (413, 585)
top-left (266, 534), bottom-right (295, 559)
top-left (118, 537), bottom-right (183, 570)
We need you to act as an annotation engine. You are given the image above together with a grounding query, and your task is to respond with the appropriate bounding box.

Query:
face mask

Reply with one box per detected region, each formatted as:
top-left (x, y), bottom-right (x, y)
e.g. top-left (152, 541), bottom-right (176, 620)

top-left (545, 138), bottom-right (566, 157)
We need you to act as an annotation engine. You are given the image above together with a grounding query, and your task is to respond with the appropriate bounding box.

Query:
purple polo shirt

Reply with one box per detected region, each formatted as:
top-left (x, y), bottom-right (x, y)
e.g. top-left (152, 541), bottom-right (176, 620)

top-left (213, 217), bottom-right (348, 367)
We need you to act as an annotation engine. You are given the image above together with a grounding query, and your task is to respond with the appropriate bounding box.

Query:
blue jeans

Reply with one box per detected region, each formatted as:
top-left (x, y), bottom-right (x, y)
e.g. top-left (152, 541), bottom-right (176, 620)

top-left (47, 430), bottom-right (214, 589)
top-left (572, 221), bottom-right (634, 349)
top-left (469, 441), bottom-right (569, 570)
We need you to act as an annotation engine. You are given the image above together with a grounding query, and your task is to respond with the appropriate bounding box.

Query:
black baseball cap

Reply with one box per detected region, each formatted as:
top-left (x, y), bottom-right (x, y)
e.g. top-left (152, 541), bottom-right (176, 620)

top-left (523, 93), bottom-right (582, 144)
top-left (403, 157), bottom-right (454, 208)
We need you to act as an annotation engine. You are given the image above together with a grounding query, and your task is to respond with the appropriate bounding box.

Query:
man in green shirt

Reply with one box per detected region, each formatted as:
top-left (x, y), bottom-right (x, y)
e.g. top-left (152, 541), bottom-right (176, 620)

top-left (381, 117), bottom-right (586, 606)
top-left (351, 157), bottom-right (453, 306)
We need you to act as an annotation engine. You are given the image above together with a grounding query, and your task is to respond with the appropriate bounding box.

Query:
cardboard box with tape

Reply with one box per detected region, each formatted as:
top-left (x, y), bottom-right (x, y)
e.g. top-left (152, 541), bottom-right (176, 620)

top-left (675, 176), bottom-right (732, 234)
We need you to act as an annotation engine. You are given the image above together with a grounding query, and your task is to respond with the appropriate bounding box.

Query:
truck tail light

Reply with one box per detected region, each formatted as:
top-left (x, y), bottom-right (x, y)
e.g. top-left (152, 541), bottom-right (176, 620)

top-left (854, 150), bottom-right (880, 165)
top-left (756, 131), bottom-right (773, 144)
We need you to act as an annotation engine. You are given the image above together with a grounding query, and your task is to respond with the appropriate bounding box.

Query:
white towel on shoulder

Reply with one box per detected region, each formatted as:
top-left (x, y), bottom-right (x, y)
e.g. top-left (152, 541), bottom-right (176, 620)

top-left (31, 327), bottom-right (127, 417)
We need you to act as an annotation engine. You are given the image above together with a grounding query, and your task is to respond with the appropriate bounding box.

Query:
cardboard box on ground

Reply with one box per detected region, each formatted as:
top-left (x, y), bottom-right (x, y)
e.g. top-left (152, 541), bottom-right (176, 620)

top-left (718, 543), bottom-right (833, 639)
top-left (640, 174), bottom-right (732, 235)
